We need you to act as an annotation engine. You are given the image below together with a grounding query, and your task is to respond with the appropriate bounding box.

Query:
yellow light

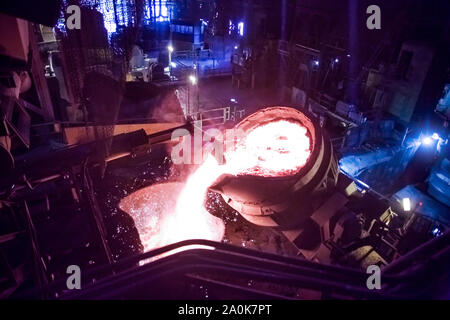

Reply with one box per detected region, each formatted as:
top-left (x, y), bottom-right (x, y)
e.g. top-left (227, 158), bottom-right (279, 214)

top-left (189, 75), bottom-right (197, 85)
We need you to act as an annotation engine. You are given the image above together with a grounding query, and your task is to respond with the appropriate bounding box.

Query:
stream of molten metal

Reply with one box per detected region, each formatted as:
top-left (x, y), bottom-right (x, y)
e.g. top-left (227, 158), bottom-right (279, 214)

top-left (120, 120), bottom-right (311, 254)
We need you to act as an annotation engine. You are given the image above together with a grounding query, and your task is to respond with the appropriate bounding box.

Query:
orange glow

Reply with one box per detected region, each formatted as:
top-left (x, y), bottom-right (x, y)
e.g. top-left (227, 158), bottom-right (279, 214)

top-left (225, 120), bottom-right (311, 176)
top-left (119, 181), bottom-right (224, 256)
top-left (121, 119), bottom-right (310, 256)
top-left (160, 156), bottom-right (226, 246)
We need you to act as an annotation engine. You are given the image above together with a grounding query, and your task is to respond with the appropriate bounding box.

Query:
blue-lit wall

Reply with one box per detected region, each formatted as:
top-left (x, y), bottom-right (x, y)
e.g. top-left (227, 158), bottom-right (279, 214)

top-left (428, 140), bottom-right (450, 207)
top-left (97, 0), bottom-right (117, 34)
top-left (144, 0), bottom-right (171, 23)
top-left (339, 141), bottom-right (420, 194)
top-left (95, 0), bottom-right (173, 35)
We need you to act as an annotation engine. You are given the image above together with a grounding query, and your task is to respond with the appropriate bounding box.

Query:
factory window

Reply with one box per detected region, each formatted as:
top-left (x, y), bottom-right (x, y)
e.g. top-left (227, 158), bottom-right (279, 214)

top-left (144, 0), bottom-right (171, 23)
top-left (95, 0), bottom-right (119, 34)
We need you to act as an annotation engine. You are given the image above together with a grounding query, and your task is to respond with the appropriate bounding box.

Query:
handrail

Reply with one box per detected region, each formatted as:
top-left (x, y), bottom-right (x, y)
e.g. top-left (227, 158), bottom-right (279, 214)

top-left (63, 253), bottom-right (398, 300)
top-left (19, 231), bottom-right (449, 299)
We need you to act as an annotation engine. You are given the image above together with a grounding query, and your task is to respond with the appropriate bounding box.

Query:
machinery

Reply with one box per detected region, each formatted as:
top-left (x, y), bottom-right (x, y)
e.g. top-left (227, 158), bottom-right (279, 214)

top-left (210, 107), bottom-right (448, 266)
top-left (0, 0), bottom-right (449, 301)
top-left (2, 106), bottom-right (449, 300)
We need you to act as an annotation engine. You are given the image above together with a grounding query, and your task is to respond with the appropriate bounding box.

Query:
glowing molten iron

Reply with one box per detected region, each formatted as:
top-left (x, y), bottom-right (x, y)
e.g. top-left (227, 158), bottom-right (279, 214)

top-left (225, 120), bottom-right (311, 176)
top-left (119, 178), bottom-right (225, 255)
top-left (120, 119), bottom-right (311, 254)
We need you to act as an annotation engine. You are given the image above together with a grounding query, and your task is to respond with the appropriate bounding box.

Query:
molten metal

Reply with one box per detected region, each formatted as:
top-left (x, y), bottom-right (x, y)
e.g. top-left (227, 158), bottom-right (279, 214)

top-left (119, 180), bottom-right (225, 253)
top-left (121, 108), bottom-right (312, 253)
top-left (224, 120), bottom-right (311, 176)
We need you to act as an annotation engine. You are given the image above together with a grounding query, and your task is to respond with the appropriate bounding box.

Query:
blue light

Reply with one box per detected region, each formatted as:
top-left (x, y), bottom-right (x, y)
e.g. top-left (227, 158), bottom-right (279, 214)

top-left (56, 18), bottom-right (66, 32)
top-left (422, 137), bottom-right (433, 145)
top-left (95, 0), bottom-right (173, 36)
top-left (431, 227), bottom-right (443, 237)
top-left (354, 179), bottom-right (370, 191)
top-left (144, 0), bottom-right (170, 23)
top-left (313, 60), bottom-right (320, 66)
top-left (432, 133), bottom-right (440, 140)
top-left (98, 0), bottom-right (118, 35)
top-left (238, 22), bottom-right (244, 36)
top-left (334, 58), bottom-right (339, 63)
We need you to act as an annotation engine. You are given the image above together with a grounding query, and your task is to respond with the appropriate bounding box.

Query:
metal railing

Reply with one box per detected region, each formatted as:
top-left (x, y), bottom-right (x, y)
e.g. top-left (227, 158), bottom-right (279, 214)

top-left (21, 229), bottom-right (449, 299)
top-left (190, 106), bottom-right (245, 126)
